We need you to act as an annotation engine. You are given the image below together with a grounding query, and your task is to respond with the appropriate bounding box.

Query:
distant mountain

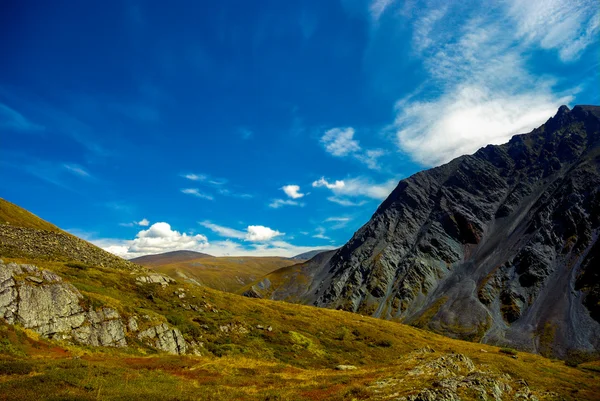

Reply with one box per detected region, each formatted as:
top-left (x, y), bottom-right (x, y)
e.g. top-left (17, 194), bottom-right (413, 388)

top-left (248, 105), bottom-right (600, 358)
top-left (290, 249), bottom-right (333, 261)
top-left (130, 250), bottom-right (212, 266)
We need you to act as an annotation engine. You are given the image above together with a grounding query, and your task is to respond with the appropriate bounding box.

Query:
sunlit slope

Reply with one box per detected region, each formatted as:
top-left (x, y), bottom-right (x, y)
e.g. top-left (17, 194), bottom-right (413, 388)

top-left (151, 256), bottom-right (299, 293)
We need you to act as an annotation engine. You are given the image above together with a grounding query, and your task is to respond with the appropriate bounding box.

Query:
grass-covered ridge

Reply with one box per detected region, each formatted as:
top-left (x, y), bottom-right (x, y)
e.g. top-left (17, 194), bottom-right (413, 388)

top-left (151, 256), bottom-right (299, 293)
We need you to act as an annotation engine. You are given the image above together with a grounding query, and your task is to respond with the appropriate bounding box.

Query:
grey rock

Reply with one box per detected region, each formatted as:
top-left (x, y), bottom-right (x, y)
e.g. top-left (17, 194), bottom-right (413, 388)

top-left (335, 365), bottom-right (357, 370)
top-left (138, 323), bottom-right (187, 354)
top-left (0, 261), bottom-right (127, 348)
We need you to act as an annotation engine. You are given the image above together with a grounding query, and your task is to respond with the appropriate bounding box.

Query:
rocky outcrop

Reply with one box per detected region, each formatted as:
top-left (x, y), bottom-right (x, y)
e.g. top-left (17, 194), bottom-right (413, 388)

top-left (371, 349), bottom-right (547, 401)
top-left (262, 105), bottom-right (600, 358)
top-left (137, 323), bottom-right (187, 355)
top-left (0, 260), bottom-right (126, 347)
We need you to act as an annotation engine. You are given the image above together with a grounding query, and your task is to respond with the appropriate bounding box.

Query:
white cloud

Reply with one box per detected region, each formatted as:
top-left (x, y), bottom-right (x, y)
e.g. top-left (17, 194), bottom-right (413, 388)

top-left (181, 188), bottom-right (214, 200)
top-left (97, 222), bottom-right (331, 258)
top-left (138, 218), bottom-right (150, 227)
top-left (321, 127), bottom-right (360, 156)
top-left (63, 164), bottom-right (90, 177)
top-left (100, 222), bottom-right (209, 258)
top-left (269, 199), bottom-right (302, 208)
top-left (246, 225), bottom-right (284, 242)
top-left (312, 177), bottom-right (345, 190)
top-left (199, 221), bottom-right (246, 239)
top-left (392, 1), bottom-right (584, 166)
top-left (200, 221), bottom-right (284, 242)
top-left (282, 184), bottom-right (305, 199)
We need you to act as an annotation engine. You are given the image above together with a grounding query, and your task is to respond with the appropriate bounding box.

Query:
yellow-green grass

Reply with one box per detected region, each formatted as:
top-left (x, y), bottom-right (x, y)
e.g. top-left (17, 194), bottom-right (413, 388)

top-left (0, 198), bottom-right (60, 232)
top-left (151, 256), bottom-right (299, 293)
top-left (1, 255), bottom-right (599, 400)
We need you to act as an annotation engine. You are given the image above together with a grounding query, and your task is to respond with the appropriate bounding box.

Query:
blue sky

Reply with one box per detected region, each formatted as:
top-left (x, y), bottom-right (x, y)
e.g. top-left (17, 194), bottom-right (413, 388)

top-left (1, 0), bottom-right (598, 258)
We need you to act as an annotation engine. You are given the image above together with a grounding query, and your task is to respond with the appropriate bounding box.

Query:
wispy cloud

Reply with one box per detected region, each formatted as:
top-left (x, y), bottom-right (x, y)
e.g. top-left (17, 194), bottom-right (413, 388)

top-left (120, 218), bottom-right (150, 228)
top-left (327, 197), bottom-right (367, 207)
top-left (320, 127), bottom-right (386, 170)
top-left (269, 199), bottom-right (303, 209)
top-left (0, 103), bottom-right (44, 132)
top-left (389, 0), bottom-right (596, 166)
top-left (181, 188), bottom-right (214, 200)
top-left (199, 221), bottom-right (246, 239)
top-left (370, 0), bottom-right (395, 22)
top-left (63, 163), bottom-right (91, 178)
top-left (313, 176), bottom-right (397, 200)
top-left (312, 227), bottom-right (330, 240)
top-left (325, 216), bottom-right (352, 229)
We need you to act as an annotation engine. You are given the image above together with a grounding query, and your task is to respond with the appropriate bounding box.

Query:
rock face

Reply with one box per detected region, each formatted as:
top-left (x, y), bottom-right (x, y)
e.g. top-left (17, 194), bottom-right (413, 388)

top-left (265, 105), bottom-right (600, 358)
top-left (138, 323), bottom-right (187, 355)
top-left (0, 261), bottom-right (127, 347)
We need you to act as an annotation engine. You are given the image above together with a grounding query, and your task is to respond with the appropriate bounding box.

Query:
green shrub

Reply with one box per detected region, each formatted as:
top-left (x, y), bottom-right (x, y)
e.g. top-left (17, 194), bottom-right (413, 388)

top-left (499, 347), bottom-right (518, 356)
top-left (0, 360), bottom-right (34, 375)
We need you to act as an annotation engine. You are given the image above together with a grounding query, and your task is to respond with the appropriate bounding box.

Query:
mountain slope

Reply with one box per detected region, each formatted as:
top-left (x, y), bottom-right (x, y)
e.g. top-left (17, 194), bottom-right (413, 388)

top-left (0, 198), bottom-right (140, 271)
top-left (150, 256), bottom-right (299, 293)
top-left (255, 105), bottom-right (600, 358)
top-left (2, 201), bottom-right (597, 399)
top-left (130, 250), bottom-right (212, 266)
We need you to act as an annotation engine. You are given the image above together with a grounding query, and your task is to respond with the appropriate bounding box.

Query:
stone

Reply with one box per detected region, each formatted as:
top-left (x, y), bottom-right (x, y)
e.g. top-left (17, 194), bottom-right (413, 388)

top-left (335, 365), bottom-right (357, 371)
top-left (138, 323), bottom-right (187, 355)
top-left (26, 276), bottom-right (43, 284)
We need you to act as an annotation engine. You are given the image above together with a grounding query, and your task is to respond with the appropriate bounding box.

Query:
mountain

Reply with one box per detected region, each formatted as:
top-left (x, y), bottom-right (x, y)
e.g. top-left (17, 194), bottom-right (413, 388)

top-left (249, 105), bottom-right (600, 359)
top-left (4, 200), bottom-right (597, 399)
top-left (149, 256), bottom-right (299, 293)
top-left (290, 249), bottom-right (334, 260)
top-left (130, 250), bottom-right (212, 266)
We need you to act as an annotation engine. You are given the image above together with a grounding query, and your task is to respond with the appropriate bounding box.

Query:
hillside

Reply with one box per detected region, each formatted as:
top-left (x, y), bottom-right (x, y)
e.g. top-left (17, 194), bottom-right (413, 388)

top-left (131, 250), bottom-right (212, 267)
top-left (150, 256), bottom-right (299, 293)
top-left (0, 198), bottom-right (141, 271)
top-left (247, 105), bottom-right (600, 359)
top-left (1, 200), bottom-right (599, 399)
top-left (0, 198), bottom-right (61, 232)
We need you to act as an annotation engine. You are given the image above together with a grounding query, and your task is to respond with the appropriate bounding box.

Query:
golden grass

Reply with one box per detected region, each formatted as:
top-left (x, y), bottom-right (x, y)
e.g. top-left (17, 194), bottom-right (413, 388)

top-left (0, 255), bottom-right (599, 400)
top-left (151, 256), bottom-right (298, 293)
top-left (0, 198), bottom-right (60, 232)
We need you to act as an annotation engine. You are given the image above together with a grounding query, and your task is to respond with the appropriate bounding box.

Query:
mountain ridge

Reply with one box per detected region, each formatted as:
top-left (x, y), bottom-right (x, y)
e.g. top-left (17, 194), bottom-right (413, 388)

top-left (248, 105), bottom-right (600, 359)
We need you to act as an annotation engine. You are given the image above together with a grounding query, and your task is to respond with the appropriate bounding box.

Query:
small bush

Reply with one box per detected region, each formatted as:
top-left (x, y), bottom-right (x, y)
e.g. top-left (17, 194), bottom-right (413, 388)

top-left (499, 347), bottom-right (518, 356)
top-left (65, 262), bottom-right (89, 270)
top-left (0, 360), bottom-right (34, 375)
top-left (373, 339), bottom-right (393, 348)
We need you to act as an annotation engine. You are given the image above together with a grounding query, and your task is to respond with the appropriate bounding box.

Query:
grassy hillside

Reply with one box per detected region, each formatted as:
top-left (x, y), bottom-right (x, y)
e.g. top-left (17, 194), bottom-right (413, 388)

top-left (1, 200), bottom-right (599, 400)
top-left (0, 198), bottom-right (60, 232)
top-left (151, 256), bottom-right (299, 293)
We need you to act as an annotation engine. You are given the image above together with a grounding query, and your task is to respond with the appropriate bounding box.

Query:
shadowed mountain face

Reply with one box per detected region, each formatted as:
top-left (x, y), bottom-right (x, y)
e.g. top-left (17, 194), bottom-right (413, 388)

top-left (259, 105), bottom-right (600, 358)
